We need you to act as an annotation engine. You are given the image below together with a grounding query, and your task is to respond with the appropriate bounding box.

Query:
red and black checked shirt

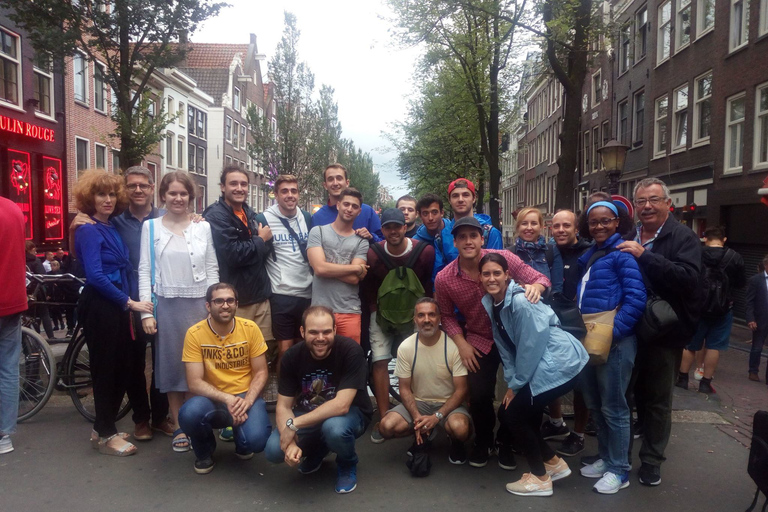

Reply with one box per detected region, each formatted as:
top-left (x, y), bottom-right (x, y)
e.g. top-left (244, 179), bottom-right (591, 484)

top-left (434, 249), bottom-right (551, 355)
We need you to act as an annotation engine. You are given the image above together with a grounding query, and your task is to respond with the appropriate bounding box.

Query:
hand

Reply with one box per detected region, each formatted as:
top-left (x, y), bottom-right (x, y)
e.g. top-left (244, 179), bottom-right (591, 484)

top-left (284, 443), bottom-right (302, 467)
top-left (355, 227), bottom-right (372, 240)
top-left (749, 321), bottom-right (758, 332)
top-left (524, 284), bottom-right (543, 303)
top-left (257, 222), bottom-right (273, 242)
top-left (70, 212), bottom-right (95, 231)
top-left (142, 317), bottom-right (157, 335)
top-left (457, 340), bottom-right (482, 373)
top-left (617, 240), bottom-right (645, 258)
top-left (502, 388), bottom-right (516, 409)
top-left (128, 299), bottom-right (154, 314)
top-left (358, 264), bottom-right (369, 279)
top-left (413, 414), bottom-right (439, 436)
top-left (188, 213), bottom-right (204, 223)
top-left (227, 395), bottom-right (250, 426)
top-left (280, 425), bottom-right (297, 453)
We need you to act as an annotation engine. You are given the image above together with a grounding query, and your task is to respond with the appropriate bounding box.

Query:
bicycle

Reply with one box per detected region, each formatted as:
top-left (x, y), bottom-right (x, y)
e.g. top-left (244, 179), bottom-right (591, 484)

top-left (18, 273), bottom-right (131, 423)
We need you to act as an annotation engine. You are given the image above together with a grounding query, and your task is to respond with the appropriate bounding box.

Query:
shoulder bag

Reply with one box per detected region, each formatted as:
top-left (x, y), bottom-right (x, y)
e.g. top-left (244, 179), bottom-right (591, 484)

top-left (149, 219), bottom-right (158, 319)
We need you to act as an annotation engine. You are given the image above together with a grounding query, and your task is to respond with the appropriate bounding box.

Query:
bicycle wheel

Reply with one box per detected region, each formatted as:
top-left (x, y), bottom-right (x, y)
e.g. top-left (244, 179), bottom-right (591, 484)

top-left (18, 327), bottom-right (57, 422)
top-left (387, 357), bottom-right (400, 403)
top-left (67, 332), bottom-right (131, 422)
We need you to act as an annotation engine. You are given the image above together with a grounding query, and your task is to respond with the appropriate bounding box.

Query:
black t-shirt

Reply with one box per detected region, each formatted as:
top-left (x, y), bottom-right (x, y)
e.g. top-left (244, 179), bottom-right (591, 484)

top-left (279, 335), bottom-right (373, 422)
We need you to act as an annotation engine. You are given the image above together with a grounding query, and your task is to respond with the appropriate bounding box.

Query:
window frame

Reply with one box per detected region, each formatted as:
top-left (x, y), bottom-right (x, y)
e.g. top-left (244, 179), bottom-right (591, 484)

top-left (178, 102), bottom-right (185, 127)
top-left (619, 23), bottom-right (631, 75)
top-left (592, 126), bottom-right (600, 172)
top-left (633, 90), bottom-right (645, 147)
top-left (592, 70), bottom-right (602, 108)
top-left (635, 6), bottom-right (648, 62)
top-left (95, 143), bottom-right (107, 170)
top-left (654, 95), bottom-right (669, 158)
top-left (671, 84), bottom-right (689, 152)
top-left (583, 130), bottom-right (591, 174)
top-left (0, 27), bottom-right (22, 108)
top-left (755, 82), bottom-right (768, 169)
top-left (188, 143), bottom-right (196, 173)
top-left (724, 92), bottom-right (746, 174)
top-left (75, 137), bottom-right (90, 174)
top-left (166, 132), bottom-right (174, 167)
top-left (233, 86), bottom-right (241, 112)
top-left (657, 1), bottom-right (672, 65)
top-left (177, 136), bottom-right (184, 170)
top-left (729, 0), bottom-right (749, 52)
top-left (232, 120), bottom-right (240, 149)
top-left (761, 0), bottom-right (768, 37)
top-left (33, 60), bottom-right (54, 118)
top-left (693, 71), bottom-right (713, 146)
top-left (73, 51), bottom-right (88, 105)
top-left (618, 99), bottom-right (630, 146)
top-left (225, 115), bottom-right (233, 143)
top-left (696, 0), bottom-right (716, 38)
top-left (93, 61), bottom-right (107, 113)
top-left (676, 0), bottom-right (692, 52)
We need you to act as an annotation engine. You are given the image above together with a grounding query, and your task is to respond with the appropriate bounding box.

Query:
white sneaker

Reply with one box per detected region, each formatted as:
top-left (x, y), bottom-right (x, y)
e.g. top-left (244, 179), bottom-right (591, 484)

top-left (580, 458), bottom-right (607, 478)
top-left (593, 472), bottom-right (630, 494)
top-left (0, 435), bottom-right (13, 454)
top-left (694, 367), bottom-right (704, 381)
top-left (544, 457), bottom-right (572, 481)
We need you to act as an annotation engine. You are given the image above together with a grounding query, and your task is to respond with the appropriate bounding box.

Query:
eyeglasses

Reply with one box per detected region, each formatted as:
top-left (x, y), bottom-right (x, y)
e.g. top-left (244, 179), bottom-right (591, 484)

top-left (210, 298), bottom-right (237, 306)
top-left (588, 217), bottom-right (618, 228)
top-left (126, 183), bottom-right (151, 191)
top-left (633, 196), bottom-right (666, 207)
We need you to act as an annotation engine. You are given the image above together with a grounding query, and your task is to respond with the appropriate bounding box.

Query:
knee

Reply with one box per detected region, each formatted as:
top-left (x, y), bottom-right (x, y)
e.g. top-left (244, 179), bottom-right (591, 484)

top-left (264, 431), bottom-right (284, 464)
top-left (178, 397), bottom-right (206, 429)
top-left (321, 416), bottom-right (354, 443)
top-left (379, 413), bottom-right (406, 439)
top-left (446, 415), bottom-right (471, 440)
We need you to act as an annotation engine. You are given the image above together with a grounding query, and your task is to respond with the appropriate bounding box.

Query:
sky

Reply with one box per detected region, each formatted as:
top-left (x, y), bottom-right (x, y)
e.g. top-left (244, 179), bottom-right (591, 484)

top-left (193, 0), bottom-right (421, 196)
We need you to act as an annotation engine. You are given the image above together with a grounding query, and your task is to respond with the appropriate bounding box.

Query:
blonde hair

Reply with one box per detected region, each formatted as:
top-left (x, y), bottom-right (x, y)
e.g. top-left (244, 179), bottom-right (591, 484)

top-left (73, 169), bottom-right (128, 215)
top-left (515, 207), bottom-right (544, 232)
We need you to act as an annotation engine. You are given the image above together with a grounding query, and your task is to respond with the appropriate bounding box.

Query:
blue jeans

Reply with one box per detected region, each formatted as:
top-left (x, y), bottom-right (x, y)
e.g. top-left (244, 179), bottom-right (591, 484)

top-left (0, 314), bottom-right (22, 435)
top-left (265, 406), bottom-right (367, 468)
top-left (581, 334), bottom-right (637, 475)
top-left (178, 395), bottom-right (271, 461)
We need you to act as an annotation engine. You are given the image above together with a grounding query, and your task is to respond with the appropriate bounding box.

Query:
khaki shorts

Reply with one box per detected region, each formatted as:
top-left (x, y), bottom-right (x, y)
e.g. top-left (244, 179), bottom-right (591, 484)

top-left (369, 311), bottom-right (414, 363)
top-left (386, 401), bottom-right (470, 429)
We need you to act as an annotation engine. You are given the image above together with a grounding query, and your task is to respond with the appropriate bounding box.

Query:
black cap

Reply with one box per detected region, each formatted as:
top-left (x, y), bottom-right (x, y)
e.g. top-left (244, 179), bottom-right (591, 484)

top-left (451, 216), bottom-right (483, 235)
top-left (380, 208), bottom-right (405, 226)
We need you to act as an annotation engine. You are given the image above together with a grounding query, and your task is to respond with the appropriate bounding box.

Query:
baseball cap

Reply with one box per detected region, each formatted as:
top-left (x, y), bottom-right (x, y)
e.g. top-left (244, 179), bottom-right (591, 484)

top-left (448, 178), bottom-right (476, 196)
top-left (450, 216), bottom-right (483, 235)
top-left (380, 208), bottom-right (405, 226)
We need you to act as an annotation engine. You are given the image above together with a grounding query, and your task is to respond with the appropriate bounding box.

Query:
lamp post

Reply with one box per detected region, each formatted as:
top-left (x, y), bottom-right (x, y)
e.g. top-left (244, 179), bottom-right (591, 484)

top-left (597, 140), bottom-right (630, 195)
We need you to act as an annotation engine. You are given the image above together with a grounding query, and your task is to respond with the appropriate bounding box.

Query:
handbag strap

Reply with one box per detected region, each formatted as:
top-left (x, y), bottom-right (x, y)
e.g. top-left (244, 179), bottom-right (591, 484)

top-left (149, 218), bottom-right (156, 292)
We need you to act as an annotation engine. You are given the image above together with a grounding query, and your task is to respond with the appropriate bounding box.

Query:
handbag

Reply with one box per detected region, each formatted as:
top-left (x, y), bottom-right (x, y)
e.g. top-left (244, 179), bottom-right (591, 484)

top-left (636, 294), bottom-right (679, 344)
top-left (581, 308), bottom-right (617, 365)
top-left (544, 292), bottom-right (587, 341)
top-left (149, 219), bottom-right (158, 319)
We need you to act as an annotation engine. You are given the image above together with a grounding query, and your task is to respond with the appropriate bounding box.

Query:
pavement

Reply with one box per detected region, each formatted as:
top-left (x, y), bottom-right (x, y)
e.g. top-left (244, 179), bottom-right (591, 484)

top-left (3, 325), bottom-right (766, 512)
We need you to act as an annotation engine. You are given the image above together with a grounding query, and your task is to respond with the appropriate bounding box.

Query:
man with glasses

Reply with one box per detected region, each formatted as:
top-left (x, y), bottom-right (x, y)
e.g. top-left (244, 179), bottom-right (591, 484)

top-left (179, 283), bottom-right (271, 474)
top-left (616, 178), bottom-right (701, 487)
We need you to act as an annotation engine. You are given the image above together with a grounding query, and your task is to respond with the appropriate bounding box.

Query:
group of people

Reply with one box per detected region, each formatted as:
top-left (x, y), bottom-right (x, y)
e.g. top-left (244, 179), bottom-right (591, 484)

top-left (0, 160), bottom-right (764, 499)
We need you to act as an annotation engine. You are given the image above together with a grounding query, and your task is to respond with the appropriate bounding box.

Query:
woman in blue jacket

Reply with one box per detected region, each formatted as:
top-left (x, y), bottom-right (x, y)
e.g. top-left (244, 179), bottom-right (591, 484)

top-left (512, 207), bottom-right (564, 293)
top-left (480, 253), bottom-right (588, 497)
top-left (576, 201), bottom-right (646, 494)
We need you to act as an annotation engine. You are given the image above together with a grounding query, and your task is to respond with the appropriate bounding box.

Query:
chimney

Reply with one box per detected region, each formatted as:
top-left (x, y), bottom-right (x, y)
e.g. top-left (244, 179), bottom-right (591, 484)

top-left (250, 33), bottom-right (257, 45)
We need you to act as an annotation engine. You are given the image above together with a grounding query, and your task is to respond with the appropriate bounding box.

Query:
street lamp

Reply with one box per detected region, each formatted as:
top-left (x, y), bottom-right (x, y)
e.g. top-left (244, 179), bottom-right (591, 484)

top-left (598, 140), bottom-right (630, 195)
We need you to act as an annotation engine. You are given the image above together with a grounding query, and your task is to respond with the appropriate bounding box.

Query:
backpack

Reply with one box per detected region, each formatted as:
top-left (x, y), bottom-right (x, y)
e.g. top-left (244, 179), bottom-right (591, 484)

top-left (747, 410), bottom-right (768, 512)
top-left (371, 241), bottom-right (427, 335)
top-left (701, 249), bottom-right (735, 317)
top-left (482, 224), bottom-right (492, 249)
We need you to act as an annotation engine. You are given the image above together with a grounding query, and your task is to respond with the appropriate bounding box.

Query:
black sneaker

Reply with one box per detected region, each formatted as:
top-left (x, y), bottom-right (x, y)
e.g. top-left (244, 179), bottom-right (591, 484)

top-left (633, 420), bottom-right (644, 440)
top-left (449, 439), bottom-right (467, 465)
top-left (497, 444), bottom-right (517, 470)
top-left (675, 373), bottom-right (689, 390)
top-left (540, 421), bottom-right (570, 440)
top-left (468, 444), bottom-right (492, 468)
top-left (584, 418), bottom-right (597, 436)
top-left (556, 432), bottom-right (585, 457)
top-left (580, 453), bottom-right (600, 466)
top-left (194, 457), bottom-right (215, 474)
top-left (638, 462), bottom-right (661, 486)
top-left (698, 379), bottom-right (716, 394)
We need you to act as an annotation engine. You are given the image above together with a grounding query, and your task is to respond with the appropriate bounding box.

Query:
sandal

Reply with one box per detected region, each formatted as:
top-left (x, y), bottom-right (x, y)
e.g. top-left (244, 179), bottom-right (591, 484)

top-left (172, 428), bottom-right (190, 453)
top-left (97, 434), bottom-right (137, 457)
top-left (91, 430), bottom-right (130, 450)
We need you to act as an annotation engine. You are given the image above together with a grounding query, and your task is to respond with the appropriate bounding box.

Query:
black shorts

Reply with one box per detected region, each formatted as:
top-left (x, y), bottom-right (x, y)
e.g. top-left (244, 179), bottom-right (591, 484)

top-left (270, 294), bottom-right (311, 342)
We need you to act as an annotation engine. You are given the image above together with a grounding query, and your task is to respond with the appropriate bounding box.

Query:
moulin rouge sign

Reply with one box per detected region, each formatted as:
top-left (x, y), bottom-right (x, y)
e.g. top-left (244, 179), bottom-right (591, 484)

top-left (0, 114), bottom-right (55, 142)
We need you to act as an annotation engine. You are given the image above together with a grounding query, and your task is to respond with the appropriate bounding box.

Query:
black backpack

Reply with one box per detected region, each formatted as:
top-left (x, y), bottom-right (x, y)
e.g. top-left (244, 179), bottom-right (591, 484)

top-left (701, 249), bottom-right (735, 317)
top-left (747, 410), bottom-right (768, 511)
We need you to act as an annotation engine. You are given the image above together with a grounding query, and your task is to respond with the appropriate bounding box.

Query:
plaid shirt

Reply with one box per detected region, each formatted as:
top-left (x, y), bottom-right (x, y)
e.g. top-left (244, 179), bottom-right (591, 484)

top-left (435, 249), bottom-right (551, 355)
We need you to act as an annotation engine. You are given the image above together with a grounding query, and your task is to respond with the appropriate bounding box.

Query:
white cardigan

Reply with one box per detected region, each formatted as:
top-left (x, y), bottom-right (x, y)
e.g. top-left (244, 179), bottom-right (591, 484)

top-left (138, 217), bottom-right (219, 319)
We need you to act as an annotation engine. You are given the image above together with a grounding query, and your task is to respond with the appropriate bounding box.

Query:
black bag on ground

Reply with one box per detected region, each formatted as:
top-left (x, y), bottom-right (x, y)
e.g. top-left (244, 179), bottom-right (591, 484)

top-left (747, 410), bottom-right (768, 512)
top-left (406, 441), bottom-right (432, 477)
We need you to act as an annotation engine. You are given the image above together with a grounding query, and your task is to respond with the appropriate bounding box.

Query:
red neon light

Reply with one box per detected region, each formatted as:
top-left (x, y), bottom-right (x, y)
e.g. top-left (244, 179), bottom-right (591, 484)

top-left (43, 157), bottom-right (64, 240)
top-left (8, 150), bottom-right (33, 240)
top-left (0, 114), bottom-right (55, 142)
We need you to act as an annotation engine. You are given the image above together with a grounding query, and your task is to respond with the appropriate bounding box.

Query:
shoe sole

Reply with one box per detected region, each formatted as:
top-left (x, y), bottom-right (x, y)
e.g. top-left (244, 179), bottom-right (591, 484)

top-left (370, 435), bottom-right (385, 444)
top-left (639, 476), bottom-right (661, 486)
top-left (594, 481), bottom-right (630, 494)
top-left (335, 483), bottom-right (357, 494)
top-left (580, 469), bottom-right (606, 478)
top-left (0, 446), bottom-right (14, 454)
top-left (556, 446), bottom-right (584, 457)
top-left (506, 488), bottom-right (553, 497)
top-left (542, 433), bottom-right (570, 440)
top-left (499, 461), bottom-right (517, 470)
top-left (194, 464), bottom-right (215, 475)
top-left (449, 457), bottom-right (467, 465)
top-left (236, 452), bottom-right (254, 460)
top-left (548, 468), bottom-right (572, 481)
top-left (468, 460), bottom-right (488, 468)
top-left (298, 461), bottom-right (324, 475)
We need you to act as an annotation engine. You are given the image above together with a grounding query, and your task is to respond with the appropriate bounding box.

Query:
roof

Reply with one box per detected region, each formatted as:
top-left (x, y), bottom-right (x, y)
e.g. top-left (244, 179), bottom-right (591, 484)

top-left (179, 68), bottom-right (229, 107)
top-left (183, 44), bottom-right (249, 69)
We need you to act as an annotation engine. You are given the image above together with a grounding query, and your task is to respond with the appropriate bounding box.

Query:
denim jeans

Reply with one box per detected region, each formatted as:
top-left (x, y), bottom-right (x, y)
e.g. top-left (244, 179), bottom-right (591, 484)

top-left (178, 395), bottom-right (271, 461)
top-left (0, 313), bottom-right (22, 435)
top-left (582, 334), bottom-right (637, 475)
top-left (265, 406), bottom-right (367, 468)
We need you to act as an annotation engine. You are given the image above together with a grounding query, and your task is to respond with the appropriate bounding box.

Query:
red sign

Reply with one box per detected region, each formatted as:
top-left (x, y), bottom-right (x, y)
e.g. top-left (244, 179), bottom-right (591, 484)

top-left (761, 176), bottom-right (768, 208)
top-left (0, 114), bottom-right (55, 142)
top-left (42, 157), bottom-right (64, 241)
top-left (612, 194), bottom-right (634, 219)
top-left (8, 149), bottom-right (33, 239)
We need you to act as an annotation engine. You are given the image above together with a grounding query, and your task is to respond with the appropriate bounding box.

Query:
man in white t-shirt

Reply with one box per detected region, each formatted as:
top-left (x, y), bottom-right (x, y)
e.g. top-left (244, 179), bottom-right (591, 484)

top-left (378, 297), bottom-right (471, 465)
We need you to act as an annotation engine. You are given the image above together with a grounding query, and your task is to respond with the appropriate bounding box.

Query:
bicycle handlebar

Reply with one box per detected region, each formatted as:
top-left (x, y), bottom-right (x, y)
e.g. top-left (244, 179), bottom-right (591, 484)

top-left (26, 272), bottom-right (86, 285)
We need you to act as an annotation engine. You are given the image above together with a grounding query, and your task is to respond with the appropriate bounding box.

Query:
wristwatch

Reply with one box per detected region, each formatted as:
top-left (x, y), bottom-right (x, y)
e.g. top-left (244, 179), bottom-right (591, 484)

top-left (286, 417), bottom-right (298, 432)
top-left (434, 411), bottom-right (444, 420)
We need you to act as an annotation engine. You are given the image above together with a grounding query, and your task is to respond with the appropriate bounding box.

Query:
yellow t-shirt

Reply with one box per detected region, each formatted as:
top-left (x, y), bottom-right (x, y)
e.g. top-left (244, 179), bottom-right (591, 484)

top-left (394, 332), bottom-right (467, 403)
top-left (182, 317), bottom-right (267, 395)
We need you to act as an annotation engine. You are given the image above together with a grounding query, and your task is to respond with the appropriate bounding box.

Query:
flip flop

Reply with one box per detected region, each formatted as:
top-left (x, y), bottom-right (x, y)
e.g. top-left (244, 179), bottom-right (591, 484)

top-left (91, 431), bottom-right (130, 450)
top-left (97, 434), bottom-right (137, 457)
top-left (172, 428), bottom-right (190, 453)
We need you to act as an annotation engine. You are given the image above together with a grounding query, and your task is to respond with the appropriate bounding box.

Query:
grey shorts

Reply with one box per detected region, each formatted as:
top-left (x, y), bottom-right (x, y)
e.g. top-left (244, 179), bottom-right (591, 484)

top-left (369, 311), bottom-right (414, 363)
top-left (386, 401), bottom-right (470, 428)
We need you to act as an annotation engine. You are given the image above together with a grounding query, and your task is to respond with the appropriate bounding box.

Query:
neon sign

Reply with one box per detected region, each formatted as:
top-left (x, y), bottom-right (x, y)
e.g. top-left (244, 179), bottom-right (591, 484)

top-left (0, 115), bottom-right (55, 142)
top-left (42, 157), bottom-right (63, 240)
top-left (8, 150), bottom-right (33, 239)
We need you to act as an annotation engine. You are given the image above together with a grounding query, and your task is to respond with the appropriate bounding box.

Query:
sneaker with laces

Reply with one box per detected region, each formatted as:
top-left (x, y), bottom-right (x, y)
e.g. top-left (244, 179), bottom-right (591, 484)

top-left (580, 458), bottom-right (607, 478)
top-left (497, 444), bottom-right (517, 470)
top-left (505, 473), bottom-right (553, 497)
top-left (0, 435), bottom-right (13, 455)
top-left (370, 422), bottom-right (385, 444)
top-left (540, 421), bottom-right (570, 440)
top-left (335, 464), bottom-right (357, 494)
top-left (593, 471), bottom-right (630, 494)
top-left (638, 462), bottom-right (661, 486)
top-left (194, 457), bottom-right (215, 474)
top-left (698, 379), bottom-right (716, 394)
top-left (449, 439), bottom-right (467, 465)
top-left (694, 367), bottom-right (704, 381)
top-left (580, 453), bottom-right (600, 466)
top-left (544, 457), bottom-right (571, 481)
top-left (468, 444), bottom-right (493, 468)
top-left (556, 432), bottom-right (585, 457)
top-left (218, 427), bottom-right (234, 442)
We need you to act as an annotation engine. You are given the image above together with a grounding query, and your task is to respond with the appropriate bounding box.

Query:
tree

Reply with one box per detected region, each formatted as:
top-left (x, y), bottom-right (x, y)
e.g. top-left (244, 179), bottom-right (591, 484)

top-left (2, 0), bottom-right (226, 169)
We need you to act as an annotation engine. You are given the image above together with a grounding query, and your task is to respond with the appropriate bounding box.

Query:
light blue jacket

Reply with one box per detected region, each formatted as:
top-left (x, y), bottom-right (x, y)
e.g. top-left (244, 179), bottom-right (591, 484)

top-left (482, 283), bottom-right (588, 396)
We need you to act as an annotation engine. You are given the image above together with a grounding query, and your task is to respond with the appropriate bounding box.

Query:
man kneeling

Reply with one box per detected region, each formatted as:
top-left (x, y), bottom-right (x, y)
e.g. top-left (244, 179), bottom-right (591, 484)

top-left (379, 298), bottom-right (471, 466)
top-left (265, 306), bottom-right (372, 494)
top-left (179, 283), bottom-right (272, 474)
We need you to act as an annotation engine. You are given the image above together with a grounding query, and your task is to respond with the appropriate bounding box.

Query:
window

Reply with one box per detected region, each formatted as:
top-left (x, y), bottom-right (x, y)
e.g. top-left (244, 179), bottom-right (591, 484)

top-left (240, 124), bottom-right (247, 150)
top-left (592, 126), bottom-right (600, 172)
top-left (602, 120), bottom-right (610, 145)
top-left (167, 97), bottom-right (174, 120)
top-left (233, 87), bottom-right (240, 111)
top-left (225, 116), bottom-right (232, 142)
top-left (618, 100), bottom-right (630, 145)
top-left (592, 70), bottom-right (602, 107)
top-left (146, 100), bottom-right (155, 122)
top-left (188, 144), bottom-right (196, 173)
top-left (619, 24), bottom-right (631, 74)
top-left (676, 0), bottom-right (692, 51)
top-left (657, 1), bottom-right (672, 63)
top-left (73, 52), bottom-right (88, 103)
top-left (95, 144), bottom-right (106, 169)
top-left (178, 102), bottom-right (185, 126)
top-left (724, 93), bottom-right (746, 173)
top-left (177, 137), bottom-right (184, 169)
top-left (0, 28), bottom-right (20, 105)
top-left (33, 62), bottom-right (53, 116)
top-left (196, 146), bottom-right (206, 175)
top-left (188, 107), bottom-right (195, 133)
top-left (761, 0), bottom-right (768, 36)
top-left (756, 84), bottom-right (768, 167)
top-left (583, 130), bottom-right (591, 173)
top-left (94, 63), bottom-right (106, 112)
top-left (76, 138), bottom-right (89, 173)
top-left (697, 0), bottom-right (716, 36)
top-left (730, 0), bottom-right (749, 51)
top-left (635, 7), bottom-right (648, 60)
top-left (672, 85), bottom-right (689, 150)
top-left (166, 133), bottom-right (173, 167)
top-left (196, 109), bottom-right (206, 138)
top-left (633, 91), bottom-right (645, 146)
top-left (654, 96), bottom-right (669, 157)
top-left (112, 150), bottom-right (120, 172)
top-left (232, 121), bottom-right (240, 149)
top-left (693, 72), bottom-right (712, 144)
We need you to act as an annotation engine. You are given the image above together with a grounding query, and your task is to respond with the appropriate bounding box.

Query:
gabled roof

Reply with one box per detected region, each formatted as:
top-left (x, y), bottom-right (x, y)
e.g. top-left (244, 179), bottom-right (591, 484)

top-left (184, 44), bottom-right (249, 69)
top-left (179, 68), bottom-right (229, 107)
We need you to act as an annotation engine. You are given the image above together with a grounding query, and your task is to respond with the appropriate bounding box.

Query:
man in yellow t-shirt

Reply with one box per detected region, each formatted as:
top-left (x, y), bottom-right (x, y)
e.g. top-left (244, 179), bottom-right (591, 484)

top-left (378, 298), bottom-right (471, 467)
top-left (178, 283), bottom-right (271, 475)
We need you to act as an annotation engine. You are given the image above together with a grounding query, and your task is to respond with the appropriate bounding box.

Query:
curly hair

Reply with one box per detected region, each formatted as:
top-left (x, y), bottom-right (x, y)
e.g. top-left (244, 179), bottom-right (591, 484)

top-left (73, 169), bottom-right (128, 216)
top-left (578, 200), bottom-right (635, 239)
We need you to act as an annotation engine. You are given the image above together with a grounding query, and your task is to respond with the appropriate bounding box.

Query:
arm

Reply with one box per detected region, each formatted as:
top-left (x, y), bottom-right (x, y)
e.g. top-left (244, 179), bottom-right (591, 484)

top-left (613, 254), bottom-right (648, 337)
top-left (76, 226), bottom-right (129, 306)
top-left (137, 221), bottom-right (153, 321)
top-left (307, 246), bottom-right (367, 280)
top-left (275, 393), bottom-right (302, 466)
top-left (203, 223), bottom-right (220, 285)
top-left (68, 212), bottom-right (95, 260)
top-left (503, 250), bottom-right (551, 289)
top-left (186, 361), bottom-right (236, 406)
top-left (637, 230), bottom-right (701, 297)
top-left (291, 388), bottom-right (357, 429)
top-left (206, 211), bottom-right (269, 268)
top-left (396, 376), bottom-right (422, 424)
top-left (745, 276), bottom-right (757, 326)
